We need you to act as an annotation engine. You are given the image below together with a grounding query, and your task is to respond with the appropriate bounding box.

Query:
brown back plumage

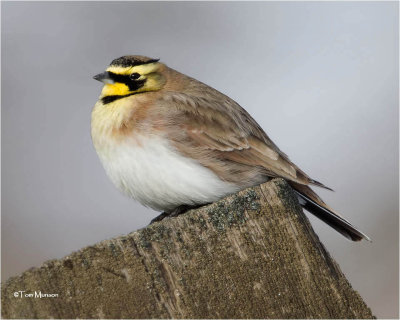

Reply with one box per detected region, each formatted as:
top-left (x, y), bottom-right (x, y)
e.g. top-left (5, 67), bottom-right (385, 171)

top-left (144, 66), bottom-right (369, 241)
top-left (153, 68), bottom-right (327, 190)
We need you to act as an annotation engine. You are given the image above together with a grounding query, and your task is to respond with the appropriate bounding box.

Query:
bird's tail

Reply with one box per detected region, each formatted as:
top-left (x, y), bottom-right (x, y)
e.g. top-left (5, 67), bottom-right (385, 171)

top-left (289, 182), bottom-right (370, 242)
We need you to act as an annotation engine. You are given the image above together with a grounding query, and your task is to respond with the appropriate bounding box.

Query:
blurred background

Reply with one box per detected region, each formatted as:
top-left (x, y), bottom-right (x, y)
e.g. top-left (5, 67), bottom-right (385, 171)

top-left (1, 2), bottom-right (398, 318)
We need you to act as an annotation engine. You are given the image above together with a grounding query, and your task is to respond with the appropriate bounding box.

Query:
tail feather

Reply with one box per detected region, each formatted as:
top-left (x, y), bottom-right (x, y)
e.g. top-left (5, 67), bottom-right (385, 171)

top-left (309, 179), bottom-right (334, 191)
top-left (289, 182), bottom-right (370, 242)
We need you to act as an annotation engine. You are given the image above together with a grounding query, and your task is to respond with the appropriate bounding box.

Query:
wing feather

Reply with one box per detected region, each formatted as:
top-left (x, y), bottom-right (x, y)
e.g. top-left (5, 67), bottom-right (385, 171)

top-left (156, 91), bottom-right (329, 189)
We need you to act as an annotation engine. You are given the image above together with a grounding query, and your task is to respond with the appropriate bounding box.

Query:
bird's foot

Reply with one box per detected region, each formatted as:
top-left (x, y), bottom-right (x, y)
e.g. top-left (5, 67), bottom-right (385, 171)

top-left (149, 211), bottom-right (170, 224)
top-left (149, 204), bottom-right (206, 225)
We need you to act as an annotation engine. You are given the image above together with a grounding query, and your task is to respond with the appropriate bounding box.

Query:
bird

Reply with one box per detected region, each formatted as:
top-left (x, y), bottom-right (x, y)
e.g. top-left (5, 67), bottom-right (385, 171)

top-left (91, 55), bottom-right (370, 241)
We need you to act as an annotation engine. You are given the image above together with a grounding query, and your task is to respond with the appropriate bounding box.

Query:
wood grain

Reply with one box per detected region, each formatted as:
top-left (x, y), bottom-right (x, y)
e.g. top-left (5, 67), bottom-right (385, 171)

top-left (1, 179), bottom-right (374, 319)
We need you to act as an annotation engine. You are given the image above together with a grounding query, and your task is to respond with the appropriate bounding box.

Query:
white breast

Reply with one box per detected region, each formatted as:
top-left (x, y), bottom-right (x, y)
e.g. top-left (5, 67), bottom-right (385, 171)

top-left (95, 135), bottom-right (240, 212)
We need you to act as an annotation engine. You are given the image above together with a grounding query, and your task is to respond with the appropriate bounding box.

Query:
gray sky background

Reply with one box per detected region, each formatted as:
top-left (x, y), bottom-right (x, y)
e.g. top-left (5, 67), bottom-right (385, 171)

top-left (1, 1), bottom-right (398, 318)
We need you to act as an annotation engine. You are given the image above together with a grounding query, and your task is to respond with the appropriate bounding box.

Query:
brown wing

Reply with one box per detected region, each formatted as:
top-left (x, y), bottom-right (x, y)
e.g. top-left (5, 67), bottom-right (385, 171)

top-left (136, 72), bottom-right (370, 241)
top-left (155, 89), bottom-right (330, 190)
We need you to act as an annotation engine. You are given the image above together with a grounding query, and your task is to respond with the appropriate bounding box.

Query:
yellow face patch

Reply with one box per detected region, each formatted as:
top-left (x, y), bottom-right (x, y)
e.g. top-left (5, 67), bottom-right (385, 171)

top-left (101, 82), bottom-right (130, 97)
top-left (105, 66), bottom-right (134, 75)
top-left (99, 62), bottom-right (165, 103)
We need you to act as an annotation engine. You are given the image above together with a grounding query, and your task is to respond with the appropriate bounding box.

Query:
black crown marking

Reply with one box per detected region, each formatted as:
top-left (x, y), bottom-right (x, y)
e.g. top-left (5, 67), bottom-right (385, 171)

top-left (110, 56), bottom-right (160, 68)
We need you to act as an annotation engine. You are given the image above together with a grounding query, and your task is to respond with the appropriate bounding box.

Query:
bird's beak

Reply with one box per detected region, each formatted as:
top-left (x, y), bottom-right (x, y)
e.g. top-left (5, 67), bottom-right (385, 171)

top-left (93, 72), bottom-right (114, 84)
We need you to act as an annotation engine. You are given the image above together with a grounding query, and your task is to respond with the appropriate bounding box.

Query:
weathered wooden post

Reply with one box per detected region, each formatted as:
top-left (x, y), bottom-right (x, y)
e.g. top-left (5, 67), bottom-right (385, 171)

top-left (1, 179), bottom-right (373, 318)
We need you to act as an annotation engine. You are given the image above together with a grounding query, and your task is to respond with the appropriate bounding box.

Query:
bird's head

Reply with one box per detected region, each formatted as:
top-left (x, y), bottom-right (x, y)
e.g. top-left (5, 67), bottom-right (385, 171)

top-left (93, 55), bottom-right (166, 104)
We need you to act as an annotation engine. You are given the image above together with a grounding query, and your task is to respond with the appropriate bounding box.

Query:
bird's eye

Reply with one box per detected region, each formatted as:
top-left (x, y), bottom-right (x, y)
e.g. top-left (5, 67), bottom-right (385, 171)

top-left (130, 73), bottom-right (140, 80)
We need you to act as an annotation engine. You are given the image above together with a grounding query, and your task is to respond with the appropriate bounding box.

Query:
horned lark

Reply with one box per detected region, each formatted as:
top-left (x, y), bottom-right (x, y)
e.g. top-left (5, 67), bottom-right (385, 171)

top-left (92, 55), bottom-right (369, 241)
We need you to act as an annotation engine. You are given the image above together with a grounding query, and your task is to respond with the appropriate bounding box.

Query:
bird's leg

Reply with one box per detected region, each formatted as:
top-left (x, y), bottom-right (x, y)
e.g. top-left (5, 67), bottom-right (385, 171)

top-left (149, 204), bottom-right (206, 224)
top-left (149, 211), bottom-right (170, 224)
